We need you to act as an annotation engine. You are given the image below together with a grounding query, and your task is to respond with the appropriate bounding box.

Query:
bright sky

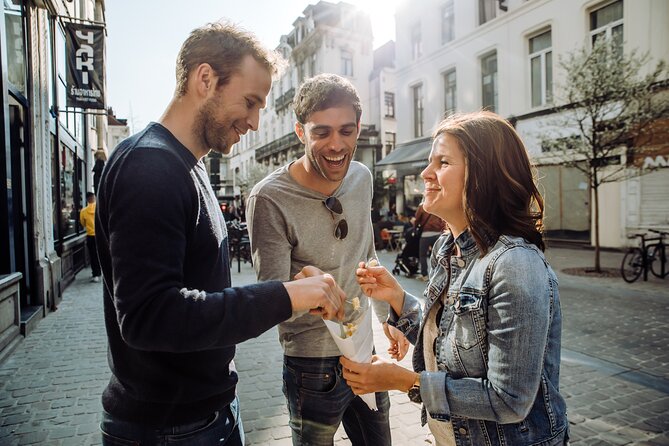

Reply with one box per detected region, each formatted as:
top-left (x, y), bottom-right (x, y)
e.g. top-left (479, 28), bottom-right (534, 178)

top-left (105, 0), bottom-right (399, 133)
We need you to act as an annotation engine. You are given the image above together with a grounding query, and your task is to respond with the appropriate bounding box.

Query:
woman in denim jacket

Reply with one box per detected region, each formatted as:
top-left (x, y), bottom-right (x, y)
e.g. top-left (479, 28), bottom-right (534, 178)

top-left (341, 111), bottom-right (568, 445)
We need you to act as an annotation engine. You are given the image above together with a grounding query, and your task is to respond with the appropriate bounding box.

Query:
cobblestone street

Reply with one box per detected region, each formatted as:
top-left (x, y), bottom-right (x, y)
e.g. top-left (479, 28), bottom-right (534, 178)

top-left (0, 246), bottom-right (667, 445)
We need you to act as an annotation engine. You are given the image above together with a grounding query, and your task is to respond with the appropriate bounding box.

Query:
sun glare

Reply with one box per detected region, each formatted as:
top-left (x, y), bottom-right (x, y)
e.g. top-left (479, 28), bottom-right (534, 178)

top-left (348, 0), bottom-right (405, 47)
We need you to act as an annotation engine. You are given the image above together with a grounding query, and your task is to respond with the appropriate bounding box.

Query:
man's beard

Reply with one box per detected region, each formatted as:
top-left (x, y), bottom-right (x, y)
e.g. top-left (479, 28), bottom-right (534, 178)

top-left (307, 148), bottom-right (331, 181)
top-left (194, 98), bottom-right (230, 154)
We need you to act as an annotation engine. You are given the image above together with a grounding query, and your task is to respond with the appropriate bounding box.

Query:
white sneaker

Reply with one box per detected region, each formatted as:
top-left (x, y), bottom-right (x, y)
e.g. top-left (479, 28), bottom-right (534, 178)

top-left (91, 276), bottom-right (100, 283)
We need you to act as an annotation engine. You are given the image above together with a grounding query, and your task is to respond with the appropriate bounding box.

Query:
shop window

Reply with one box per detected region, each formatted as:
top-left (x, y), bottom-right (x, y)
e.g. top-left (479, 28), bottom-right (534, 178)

top-left (4, 0), bottom-right (27, 95)
top-left (49, 136), bottom-right (57, 240)
top-left (55, 23), bottom-right (83, 142)
top-left (60, 145), bottom-right (77, 238)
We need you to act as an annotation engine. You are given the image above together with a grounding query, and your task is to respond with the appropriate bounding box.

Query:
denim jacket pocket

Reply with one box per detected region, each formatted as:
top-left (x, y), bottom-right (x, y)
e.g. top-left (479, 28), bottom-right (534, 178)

top-left (451, 292), bottom-right (486, 350)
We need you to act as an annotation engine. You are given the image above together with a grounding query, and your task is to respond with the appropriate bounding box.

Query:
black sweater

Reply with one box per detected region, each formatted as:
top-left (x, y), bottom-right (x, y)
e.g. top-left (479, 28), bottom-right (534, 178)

top-left (95, 123), bottom-right (292, 426)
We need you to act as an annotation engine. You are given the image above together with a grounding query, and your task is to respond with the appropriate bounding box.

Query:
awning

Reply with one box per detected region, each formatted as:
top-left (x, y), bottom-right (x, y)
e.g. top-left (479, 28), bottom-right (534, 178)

top-left (376, 136), bottom-right (432, 169)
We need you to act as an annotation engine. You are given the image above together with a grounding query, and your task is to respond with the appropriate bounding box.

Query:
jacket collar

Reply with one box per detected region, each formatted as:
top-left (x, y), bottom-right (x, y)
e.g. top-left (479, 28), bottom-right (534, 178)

top-left (436, 229), bottom-right (480, 260)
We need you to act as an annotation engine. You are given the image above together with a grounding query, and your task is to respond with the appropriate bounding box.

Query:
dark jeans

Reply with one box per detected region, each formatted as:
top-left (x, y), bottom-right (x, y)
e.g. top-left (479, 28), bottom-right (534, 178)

top-left (87, 235), bottom-right (101, 277)
top-left (419, 234), bottom-right (440, 276)
top-left (100, 397), bottom-right (244, 446)
top-left (283, 355), bottom-right (391, 446)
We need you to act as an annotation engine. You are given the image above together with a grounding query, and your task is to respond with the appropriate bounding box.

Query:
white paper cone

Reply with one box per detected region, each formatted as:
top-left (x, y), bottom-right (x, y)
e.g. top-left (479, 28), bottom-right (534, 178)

top-left (323, 309), bottom-right (377, 411)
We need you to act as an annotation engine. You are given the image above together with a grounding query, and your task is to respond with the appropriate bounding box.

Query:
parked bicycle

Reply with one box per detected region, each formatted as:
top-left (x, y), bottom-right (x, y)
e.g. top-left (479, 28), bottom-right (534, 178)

top-left (227, 220), bottom-right (252, 273)
top-left (620, 229), bottom-right (668, 283)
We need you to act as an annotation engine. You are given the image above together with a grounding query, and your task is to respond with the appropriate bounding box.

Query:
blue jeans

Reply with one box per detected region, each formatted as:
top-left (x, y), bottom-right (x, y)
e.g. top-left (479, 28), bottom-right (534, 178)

top-left (283, 355), bottom-right (391, 446)
top-left (100, 396), bottom-right (244, 445)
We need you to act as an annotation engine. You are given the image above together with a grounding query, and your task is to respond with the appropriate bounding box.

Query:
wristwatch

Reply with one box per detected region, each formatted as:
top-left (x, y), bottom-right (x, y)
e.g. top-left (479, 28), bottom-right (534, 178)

top-left (407, 373), bottom-right (422, 403)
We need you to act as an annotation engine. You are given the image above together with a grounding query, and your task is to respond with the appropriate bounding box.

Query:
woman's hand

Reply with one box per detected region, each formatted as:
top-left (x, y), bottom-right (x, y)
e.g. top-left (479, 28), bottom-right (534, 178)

top-left (383, 322), bottom-right (409, 361)
top-left (340, 355), bottom-right (417, 394)
top-left (356, 262), bottom-right (405, 313)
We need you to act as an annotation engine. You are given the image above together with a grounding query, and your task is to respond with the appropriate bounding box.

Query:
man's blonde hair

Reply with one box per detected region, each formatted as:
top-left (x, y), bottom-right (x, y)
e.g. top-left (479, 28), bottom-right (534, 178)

top-left (175, 21), bottom-right (285, 97)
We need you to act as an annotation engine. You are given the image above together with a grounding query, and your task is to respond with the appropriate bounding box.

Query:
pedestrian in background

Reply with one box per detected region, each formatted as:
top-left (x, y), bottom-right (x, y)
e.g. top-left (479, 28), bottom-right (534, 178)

top-left (92, 149), bottom-right (106, 195)
top-left (95, 22), bottom-right (346, 445)
top-left (79, 192), bottom-right (100, 283)
top-left (344, 111), bottom-right (568, 446)
top-left (247, 73), bottom-right (407, 445)
top-left (415, 203), bottom-right (445, 281)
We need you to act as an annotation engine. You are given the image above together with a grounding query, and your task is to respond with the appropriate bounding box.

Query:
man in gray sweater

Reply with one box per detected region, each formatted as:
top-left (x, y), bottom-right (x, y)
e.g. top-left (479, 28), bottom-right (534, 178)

top-left (247, 74), bottom-right (405, 445)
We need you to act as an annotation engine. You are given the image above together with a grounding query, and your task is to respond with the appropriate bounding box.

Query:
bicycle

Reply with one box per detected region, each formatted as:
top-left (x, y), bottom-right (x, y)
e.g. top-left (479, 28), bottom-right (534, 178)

top-left (227, 220), bottom-right (253, 273)
top-left (620, 229), bottom-right (668, 283)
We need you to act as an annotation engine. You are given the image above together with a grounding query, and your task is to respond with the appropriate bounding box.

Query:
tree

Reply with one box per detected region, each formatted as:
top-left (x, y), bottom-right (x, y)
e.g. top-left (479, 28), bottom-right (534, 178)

top-left (237, 163), bottom-right (271, 197)
top-left (540, 37), bottom-right (669, 272)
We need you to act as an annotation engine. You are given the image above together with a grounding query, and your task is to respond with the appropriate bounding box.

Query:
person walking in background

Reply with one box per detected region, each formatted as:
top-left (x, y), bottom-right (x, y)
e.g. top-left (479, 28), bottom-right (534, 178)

top-left (79, 192), bottom-right (100, 283)
top-left (344, 111), bottom-right (568, 446)
top-left (92, 149), bottom-right (106, 195)
top-left (415, 203), bottom-right (445, 281)
top-left (247, 74), bottom-right (406, 445)
top-left (95, 22), bottom-right (346, 445)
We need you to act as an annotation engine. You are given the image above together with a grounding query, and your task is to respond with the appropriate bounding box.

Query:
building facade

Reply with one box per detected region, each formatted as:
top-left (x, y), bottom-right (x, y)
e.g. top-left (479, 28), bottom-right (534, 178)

top-left (229, 1), bottom-right (387, 203)
top-left (383, 0), bottom-right (668, 246)
top-left (106, 107), bottom-right (129, 153)
top-left (0, 0), bottom-right (109, 361)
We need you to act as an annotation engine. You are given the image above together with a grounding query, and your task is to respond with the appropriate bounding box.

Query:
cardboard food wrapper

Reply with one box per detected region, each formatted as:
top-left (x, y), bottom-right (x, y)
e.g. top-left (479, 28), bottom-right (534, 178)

top-left (323, 309), bottom-right (377, 410)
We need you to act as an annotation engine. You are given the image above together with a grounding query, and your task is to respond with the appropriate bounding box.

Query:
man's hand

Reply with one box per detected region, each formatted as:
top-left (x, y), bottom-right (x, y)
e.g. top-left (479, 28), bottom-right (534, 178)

top-left (383, 322), bottom-right (409, 361)
top-left (293, 265), bottom-right (326, 280)
top-left (284, 270), bottom-right (345, 321)
top-left (340, 355), bottom-right (417, 394)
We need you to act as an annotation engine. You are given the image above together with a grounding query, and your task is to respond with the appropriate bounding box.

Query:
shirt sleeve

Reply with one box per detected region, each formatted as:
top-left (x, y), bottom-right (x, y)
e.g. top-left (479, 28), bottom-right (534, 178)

top-left (421, 246), bottom-right (554, 423)
top-left (102, 149), bottom-right (292, 353)
top-left (246, 193), bottom-right (294, 282)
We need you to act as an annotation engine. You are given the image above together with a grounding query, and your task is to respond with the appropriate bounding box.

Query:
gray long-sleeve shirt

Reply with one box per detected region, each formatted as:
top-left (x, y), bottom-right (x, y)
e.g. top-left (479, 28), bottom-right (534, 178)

top-left (247, 161), bottom-right (388, 357)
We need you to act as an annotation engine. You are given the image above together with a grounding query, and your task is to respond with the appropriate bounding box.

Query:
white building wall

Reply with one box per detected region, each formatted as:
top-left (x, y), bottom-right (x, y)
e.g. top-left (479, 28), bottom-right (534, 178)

top-left (232, 2), bottom-right (379, 182)
top-left (393, 0), bottom-right (669, 247)
top-left (107, 125), bottom-right (130, 153)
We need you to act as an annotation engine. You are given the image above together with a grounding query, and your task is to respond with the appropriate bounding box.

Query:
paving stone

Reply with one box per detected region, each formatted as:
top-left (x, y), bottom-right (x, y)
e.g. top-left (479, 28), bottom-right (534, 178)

top-left (46, 426), bottom-right (77, 439)
top-left (16, 430), bottom-right (48, 445)
top-left (2, 413), bottom-right (31, 426)
top-left (0, 253), bottom-right (668, 445)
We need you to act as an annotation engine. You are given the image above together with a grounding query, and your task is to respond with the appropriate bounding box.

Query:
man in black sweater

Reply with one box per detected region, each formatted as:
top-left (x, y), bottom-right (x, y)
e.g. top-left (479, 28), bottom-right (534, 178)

top-left (96, 22), bottom-right (345, 445)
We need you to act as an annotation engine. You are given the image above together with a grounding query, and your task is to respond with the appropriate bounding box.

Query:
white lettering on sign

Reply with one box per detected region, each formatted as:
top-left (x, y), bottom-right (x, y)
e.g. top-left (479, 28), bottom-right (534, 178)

top-left (643, 155), bottom-right (669, 169)
top-left (75, 30), bottom-right (94, 85)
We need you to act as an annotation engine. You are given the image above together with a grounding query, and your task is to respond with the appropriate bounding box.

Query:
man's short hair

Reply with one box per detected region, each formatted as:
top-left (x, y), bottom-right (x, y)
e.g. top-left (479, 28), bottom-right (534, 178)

top-left (175, 21), bottom-right (284, 97)
top-left (293, 74), bottom-right (362, 125)
top-left (86, 192), bottom-right (96, 201)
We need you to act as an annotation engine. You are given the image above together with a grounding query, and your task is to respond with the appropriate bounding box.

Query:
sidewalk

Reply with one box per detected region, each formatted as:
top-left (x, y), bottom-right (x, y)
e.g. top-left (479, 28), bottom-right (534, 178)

top-left (0, 246), bottom-right (667, 445)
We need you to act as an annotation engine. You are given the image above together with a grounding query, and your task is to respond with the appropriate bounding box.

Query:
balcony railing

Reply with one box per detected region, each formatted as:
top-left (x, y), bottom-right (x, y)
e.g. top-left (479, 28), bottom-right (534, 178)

top-left (255, 132), bottom-right (301, 161)
top-left (275, 87), bottom-right (295, 112)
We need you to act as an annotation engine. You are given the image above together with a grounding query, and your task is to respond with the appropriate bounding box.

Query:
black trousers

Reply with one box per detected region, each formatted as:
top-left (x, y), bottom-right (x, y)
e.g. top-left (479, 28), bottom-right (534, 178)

top-left (87, 235), bottom-right (101, 277)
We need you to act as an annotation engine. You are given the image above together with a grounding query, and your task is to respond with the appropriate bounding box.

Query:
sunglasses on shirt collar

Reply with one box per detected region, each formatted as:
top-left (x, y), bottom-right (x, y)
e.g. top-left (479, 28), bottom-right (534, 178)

top-left (323, 196), bottom-right (348, 240)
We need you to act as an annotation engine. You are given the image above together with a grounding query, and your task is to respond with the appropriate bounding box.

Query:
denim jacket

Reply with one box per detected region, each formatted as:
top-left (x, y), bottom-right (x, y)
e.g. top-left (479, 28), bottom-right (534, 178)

top-left (389, 230), bottom-right (568, 446)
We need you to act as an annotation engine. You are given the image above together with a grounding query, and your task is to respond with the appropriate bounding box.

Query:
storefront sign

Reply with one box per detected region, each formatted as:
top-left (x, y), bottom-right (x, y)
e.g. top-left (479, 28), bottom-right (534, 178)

top-left (65, 23), bottom-right (105, 109)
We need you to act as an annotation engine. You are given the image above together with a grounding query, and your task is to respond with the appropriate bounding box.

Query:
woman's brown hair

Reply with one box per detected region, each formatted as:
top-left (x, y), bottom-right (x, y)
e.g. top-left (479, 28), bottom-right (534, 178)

top-left (433, 111), bottom-right (545, 253)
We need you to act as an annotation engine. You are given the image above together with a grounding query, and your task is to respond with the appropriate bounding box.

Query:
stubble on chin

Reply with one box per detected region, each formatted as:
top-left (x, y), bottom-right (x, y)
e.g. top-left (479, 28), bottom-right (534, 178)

top-left (194, 105), bottom-right (229, 155)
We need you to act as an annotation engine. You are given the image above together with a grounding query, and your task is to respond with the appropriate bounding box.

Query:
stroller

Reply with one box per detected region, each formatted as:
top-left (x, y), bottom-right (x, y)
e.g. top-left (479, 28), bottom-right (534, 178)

top-left (392, 226), bottom-right (420, 277)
